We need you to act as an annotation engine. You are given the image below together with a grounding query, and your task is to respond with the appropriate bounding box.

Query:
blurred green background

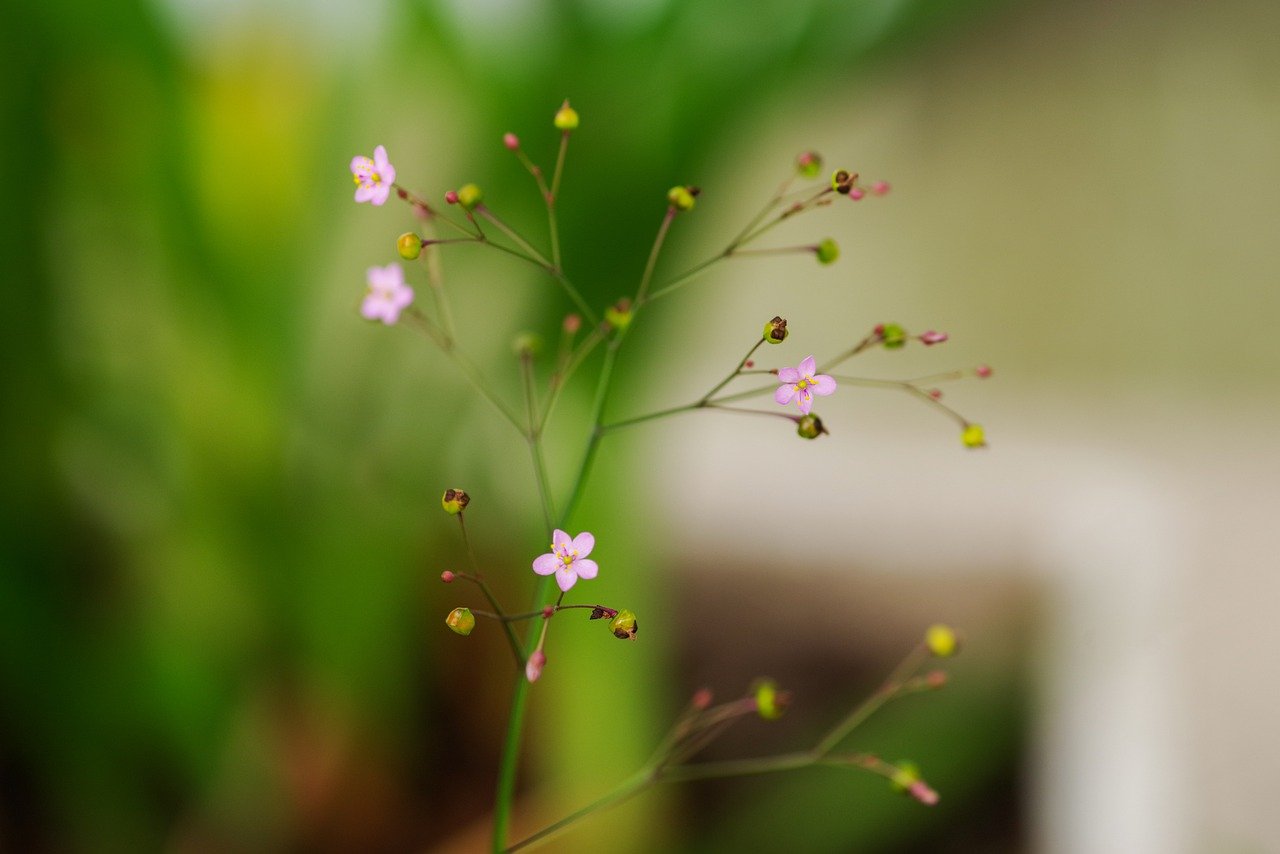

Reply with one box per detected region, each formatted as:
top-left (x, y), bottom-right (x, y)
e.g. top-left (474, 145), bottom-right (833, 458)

top-left (3, 0), bottom-right (1278, 851)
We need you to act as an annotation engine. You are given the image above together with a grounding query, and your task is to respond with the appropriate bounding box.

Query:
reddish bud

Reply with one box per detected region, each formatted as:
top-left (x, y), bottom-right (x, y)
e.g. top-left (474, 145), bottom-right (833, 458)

top-left (744, 360), bottom-right (754, 368)
top-left (444, 190), bottom-right (460, 205)
top-left (872, 180), bottom-right (891, 196)
top-left (928, 389), bottom-right (943, 400)
top-left (692, 688), bottom-right (713, 710)
top-left (848, 187), bottom-right (866, 201)
top-left (440, 570), bottom-right (456, 583)
top-left (909, 781), bottom-right (940, 806)
top-left (925, 670), bottom-right (948, 689)
top-left (503, 132), bottom-right (519, 150)
top-left (975, 364), bottom-right (993, 379)
top-left (919, 330), bottom-right (949, 346)
top-left (542, 605), bottom-right (555, 619)
top-left (525, 650), bottom-right (546, 683)
top-left (563, 314), bottom-right (582, 334)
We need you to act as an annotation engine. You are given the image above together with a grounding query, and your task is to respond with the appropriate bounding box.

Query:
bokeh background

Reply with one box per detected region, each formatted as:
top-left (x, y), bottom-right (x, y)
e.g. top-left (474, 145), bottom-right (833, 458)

top-left (3, 0), bottom-right (1279, 851)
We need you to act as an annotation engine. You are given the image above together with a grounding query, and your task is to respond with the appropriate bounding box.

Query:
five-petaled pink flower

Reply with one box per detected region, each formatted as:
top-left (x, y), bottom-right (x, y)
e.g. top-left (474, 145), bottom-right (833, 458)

top-left (361, 263), bottom-right (414, 324)
top-left (774, 355), bottom-right (836, 415)
top-left (532, 529), bottom-right (598, 592)
top-left (351, 145), bottom-right (396, 205)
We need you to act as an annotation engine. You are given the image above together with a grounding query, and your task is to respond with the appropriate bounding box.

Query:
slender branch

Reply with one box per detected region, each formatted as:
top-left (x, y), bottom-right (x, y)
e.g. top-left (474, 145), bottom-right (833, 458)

top-left (458, 514), bottom-right (523, 667)
top-left (507, 770), bottom-right (653, 853)
top-left (477, 205), bottom-right (554, 269)
top-left (403, 309), bottom-right (524, 431)
top-left (700, 337), bottom-right (767, 402)
top-left (521, 355), bottom-right (556, 530)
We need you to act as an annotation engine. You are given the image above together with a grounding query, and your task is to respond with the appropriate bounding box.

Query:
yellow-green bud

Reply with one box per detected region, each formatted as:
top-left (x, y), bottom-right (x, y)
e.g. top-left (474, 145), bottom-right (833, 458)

top-left (889, 760), bottom-right (922, 793)
top-left (553, 100), bottom-right (579, 131)
top-left (816, 238), bottom-right (839, 265)
top-left (763, 315), bottom-right (788, 344)
top-left (924, 624), bottom-right (959, 657)
top-left (796, 414), bottom-right (826, 440)
top-left (961, 424), bottom-right (986, 449)
top-left (796, 150), bottom-right (823, 179)
top-left (609, 609), bottom-right (638, 640)
top-left (445, 607), bottom-right (475, 636)
top-left (457, 183), bottom-right (483, 209)
top-left (511, 332), bottom-right (542, 358)
top-left (605, 298), bottom-right (633, 331)
top-left (397, 232), bottom-right (423, 260)
top-left (877, 322), bottom-right (907, 349)
top-left (753, 679), bottom-right (788, 721)
top-left (441, 488), bottom-right (471, 515)
top-left (667, 185), bottom-right (697, 211)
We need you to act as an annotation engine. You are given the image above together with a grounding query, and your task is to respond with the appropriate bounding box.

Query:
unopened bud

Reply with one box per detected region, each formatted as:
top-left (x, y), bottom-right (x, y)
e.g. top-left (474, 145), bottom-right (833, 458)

top-left (609, 609), bottom-right (638, 640)
top-left (889, 760), bottom-right (921, 793)
top-left (444, 190), bottom-right (460, 205)
top-left (441, 488), bottom-right (471, 515)
top-left (918, 330), bottom-right (948, 346)
top-left (440, 570), bottom-right (456, 583)
top-left (667, 185), bottom-right (697, 211)
top-left (511, 332), bottom-right (542, 358)
top-left (928, 389), bottom-right (943, 400)
top-left (397, 232), bottom-right (422, 260)
top-left (541, 605), bottom-right (555, 619)
top-left (692, 688), bottom-right (713, 710)
top-left (909, 780), bottom-right (940, 806)
top-left (925, 670), bottom-right (948, 689)
top-left (961, 423), bottom-right (986, 449)
top-left (763, 315), bottom-right (788, 344)
top-left (525, 650), bottom-right (546, 682)
top-left (605, 298), bottom-right (632, 331)
top-left (924, 624), bottom-right (960, 657)
top-left (445, 607), bottom-right (475, 636)
top-left (816, 238), bottom-right (839, 265)
top-left (876, 322), bottom-right (907, 349)
top-left (796, 413), bottom-right (827, 440)
top-left (562, 314), bottom-right (582, 335)
top-left (975, 364), bottom-right (993, 379)
top-left (753, 679), bottom-right (789, 720)
top-left (796, 151), bottom-right (823, 179)
top-left (831, 169), bottom-right (856, 194)
top-left (589, 606), bottom-right (618, 620)
top-left (503, 132), bottom-right (520, 150)
top-left (457, 183), bottom-right (483, 209)
top-left (872, 180), bottom-right (891, 196)
top-left (848, 187), bottom-right (865, 201)
top-left (553, 100), bottom-right (579, 131)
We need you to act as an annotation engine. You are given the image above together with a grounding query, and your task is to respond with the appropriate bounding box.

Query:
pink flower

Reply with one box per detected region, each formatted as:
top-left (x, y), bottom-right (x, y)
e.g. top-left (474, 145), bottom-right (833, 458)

top-left (525, 650), bottom-right (546, 683)
top-left (532, 529), bottom-right (598, 592)
top-left (919, 330), bottom-right (948, 346)
top-left (350, 145), bottom-right (396, 205)
top-left (774, 355), bottom-right (836, 415)
top-left (361, 263), bottom-right (414, 324)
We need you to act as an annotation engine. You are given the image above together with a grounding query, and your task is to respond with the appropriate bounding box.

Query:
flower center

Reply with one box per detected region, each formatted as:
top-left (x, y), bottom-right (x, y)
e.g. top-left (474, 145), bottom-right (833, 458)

top-left (796, 378), bottom-right (810, 390)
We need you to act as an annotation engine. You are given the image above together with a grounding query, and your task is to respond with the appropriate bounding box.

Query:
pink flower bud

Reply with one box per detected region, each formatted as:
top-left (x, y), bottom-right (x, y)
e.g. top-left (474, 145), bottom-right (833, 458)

top-left (744, 360), bottom-right (754, 369)
top-left (563, 314), bottom-right (582, 334)
top-left (541, 605), bottom-right (554, 619)
top-left (925, 670), bottom-right (948, 689)
top-left (503, 132), bottom-right (520, 150)
top-left (928, 389), bottom-right (943, 400)
top-left (919, 330), bottom-right (949, 345)
top-left (975, 364), bottom-right (993, 379)
top-left (444, 190), bottom-right (460, 205)
top-left (908, 781), bottom-right (939, 806)
top-left (440, 570), bottom-right (455, 583)
top-left (692, 688), bottom-right (713, 710)
top-left (848, 187), bottom-right (865, 201)
top-left (525, 650), bottom-right (546, 683)
top-left (872, 180), bottom-right (891, 195)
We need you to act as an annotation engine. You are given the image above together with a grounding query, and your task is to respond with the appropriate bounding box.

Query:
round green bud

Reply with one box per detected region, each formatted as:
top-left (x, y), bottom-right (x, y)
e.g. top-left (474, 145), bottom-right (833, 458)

top-left (796, 150), bottom-right (823, 179)
top-left (667, 185), bottom-right (697, 211)
top-left (441, 488), bottom-right (471, 515)
top-left (511, 332), bottom-right (542, 359)
top-left (796, 414), bottom-right (826, 440)
top-left (763, 315), bottom-right (788, 344)
top-left (753, 679), bottom-right (788, 721)
top-left (890, 760), bottom-right (922, 793)
top-left (609, 609), bottom-right (638, 640)
top-left (457, 183), bottom-right (483, 209)
top-left (445, 607), bottom-right (476, 636)
top-left (397, 232), bottom-right (422, 261)
top-left (877, 322), bottom-right (907, 349)
top-left (605, 298), bottom-right (633, 331)
top-left (924, 624), bottom-right (960, 657)
top-left (553, 101), bottom-right (580, 131)
top-left (816, 238), bottom-right (839, 265)
top-left (961, 423), bottom-right (986, 449)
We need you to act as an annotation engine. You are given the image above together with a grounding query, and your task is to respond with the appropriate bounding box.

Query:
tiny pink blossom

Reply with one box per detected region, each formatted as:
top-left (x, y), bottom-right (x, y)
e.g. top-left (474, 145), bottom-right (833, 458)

top-left (525, 650), bottom-right (546, 683)
top-left (444, 190), bottom-right (460, 205)
top-left (503, 132), bottom-right (520, 150)
top-left (975, 364), bottom-right (993, 379)
top-left (361, 263), bottom-right (414, 325)
top-left (774, 355), bottom-right (836, 416)
top-left (350, 145), bottom-right (395, 205)
top-left (919, 330), bottom-right (948, 346)
top-left (532, 529), bottom-right (599, 592)
top-left (908, 780), bottom-right (939, 806)
top-left (872, 180), bottom-right (891, 195)
top-left (848, 187), bottom-right (865, 201)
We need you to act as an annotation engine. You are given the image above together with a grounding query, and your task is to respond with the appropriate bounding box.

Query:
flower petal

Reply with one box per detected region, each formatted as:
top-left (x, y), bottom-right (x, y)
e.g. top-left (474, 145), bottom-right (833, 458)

top-left (570, 531), bottom-right (595, 558)
top-left (360, 296), bottom-right (383, 321)
top-left (350, 155), bottom-right (373, 174)
top-left (799, 355), bottom-right (817, 375)
top-left (777, 367), bottom-right (801, 383)
top-left (556, 566), bottom-right (578, 592)
top-left (552, 529), bottom-right (571, 550)
top-left (354, 184), bottom-right (375, 203)
top-left (373, 145), bottom-right (389, 169)
top-left (533, 553), bottom-right (559, 575)
top-left (371, 184), bottom-right (391, 206)
top-left (775, 384), bottom-right (796, 405)
top-left (574, 558), bottom-right (598, 580)
top-left (811, 374), bottom-right (837, 395)
top-left (797, 389), bottom-right (813, 415)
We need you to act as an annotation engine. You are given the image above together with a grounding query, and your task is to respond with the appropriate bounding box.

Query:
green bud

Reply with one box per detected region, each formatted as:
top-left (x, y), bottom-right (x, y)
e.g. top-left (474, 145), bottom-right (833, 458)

top-left (753, 679), bottom-right (788, 721)
top-left (511, 332), bottom-right (542, 358)
top-left (397, 232), bottom-right (422, 260)
top-left (796, 414), bottom-right (826, 440)
top-left (924, 624), bottom-right (960, 657)
top-left (609, 609), bottom-right (638, 640)
top-left (445, 607), bottom-right (475, 636)
top-left (554, 101), bottom-right (580, 131)
top-left (457, 183), bottom-right (483, 209)
top-left (816, 238), bottom-right (839, 265)
top-left (961, 424), bottom-right (986, 449)
top-left (877, 322), bottom-right (907, 349)
top-left (605, 298), bottom-right (633, 331)
top-left (763, 315), bottom-right (788, 344)
top-left (796, 150), bottom-right (823, 179)
top-left (441, 488), bottom-right (471, 515)
top-left (667, 185), bottom-right (698, 211)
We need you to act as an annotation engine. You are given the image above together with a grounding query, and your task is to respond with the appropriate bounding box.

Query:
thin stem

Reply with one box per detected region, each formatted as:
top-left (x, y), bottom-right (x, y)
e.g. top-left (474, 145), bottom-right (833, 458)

top-left (458, 514), bottom-right (523, 667)
top-left (637, 207), bottom-right (676, 305)
top-left (642, 251), bottom-right (730, 306)
top-left (506, 769), bottom-right (654, 853)
top-left (521, 355), bottom-right (556, 530)
top-left (658, 751), bottom-right (814, 783)
top-left (539, 328), bottom-right (604, 435)
top-left (828, 375), bottom-right (971, 429)
top-left (813, 645), bottom-right (928, 756)
top-left (729, 245), bottom-right (816, 257)
top-left (475, 603), bottom-right (618, 623)
top-left (700, 337), bottom-right (767, 402)
top-left (477, 205), bottom-right (554, 269)
top-left (404, 310), bottom-right (524, 431)
top-left (549, 132), bottom-right (569, 209)
top-left (393, 184), bottom-right (481, 239)
top-left (601, 401), bottom-right (705, 433)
